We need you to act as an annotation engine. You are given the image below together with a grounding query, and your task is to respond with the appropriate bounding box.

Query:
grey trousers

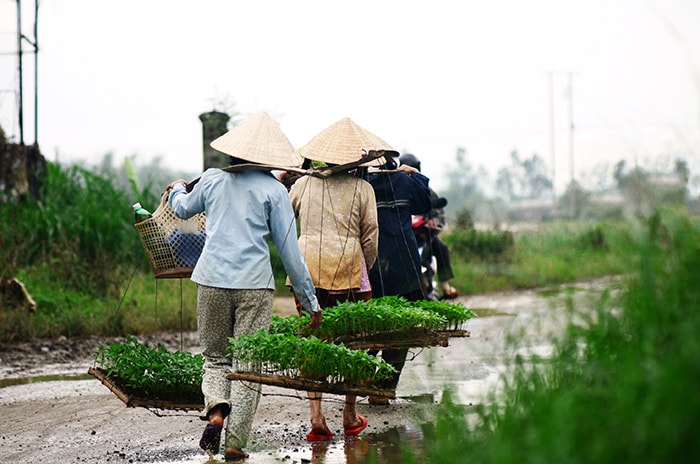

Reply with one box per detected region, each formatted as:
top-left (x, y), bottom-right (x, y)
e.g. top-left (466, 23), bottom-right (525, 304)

top-left (197, 285), bottom-right (273, 450)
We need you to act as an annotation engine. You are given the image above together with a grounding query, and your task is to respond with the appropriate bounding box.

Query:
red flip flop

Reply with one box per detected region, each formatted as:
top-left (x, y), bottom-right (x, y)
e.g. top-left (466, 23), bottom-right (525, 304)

top-left (306, 428), bottom-right (334, 442)
top-left (344, 415), bottom-right (368, 436)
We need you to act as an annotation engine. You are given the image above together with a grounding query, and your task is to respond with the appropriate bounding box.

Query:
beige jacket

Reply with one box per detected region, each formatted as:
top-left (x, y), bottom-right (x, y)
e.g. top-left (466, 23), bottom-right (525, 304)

top-left (288, 174), bottom-right (378, 291)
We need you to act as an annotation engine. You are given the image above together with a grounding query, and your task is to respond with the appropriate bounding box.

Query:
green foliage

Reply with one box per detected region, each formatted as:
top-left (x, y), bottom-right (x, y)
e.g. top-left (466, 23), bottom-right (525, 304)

top-left (0, 162), bottom-right (155, 293)
top-left (269, 297), bottom-right (475, 339)
top-left (404, 207), bottom-right (700, 463)
top-left (0, 161), bottom-right (197, 342)
top-left (454, 208), bottom-right (474, 230)
top-left (448, 220), bottom-right (636, 293)
top-left (227, 331), bottom-right (397, 384)
top-left (123, 156), bottom-right (141, 199)
top-left (407, 298), bottom-right (477, 330)
top-left (443, 228), bottom-right (514, 261)
top-left (94, 335), bottom-right (204, 403)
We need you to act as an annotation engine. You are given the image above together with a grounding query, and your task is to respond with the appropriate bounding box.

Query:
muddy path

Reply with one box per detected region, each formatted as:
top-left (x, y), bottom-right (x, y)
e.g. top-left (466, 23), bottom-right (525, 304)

top-left (0, 279), bottom-right (617, 463)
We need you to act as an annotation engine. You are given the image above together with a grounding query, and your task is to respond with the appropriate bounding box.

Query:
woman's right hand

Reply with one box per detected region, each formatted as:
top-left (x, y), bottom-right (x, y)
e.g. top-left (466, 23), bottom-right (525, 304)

top-left (308, 309), bottom-right (322, 330)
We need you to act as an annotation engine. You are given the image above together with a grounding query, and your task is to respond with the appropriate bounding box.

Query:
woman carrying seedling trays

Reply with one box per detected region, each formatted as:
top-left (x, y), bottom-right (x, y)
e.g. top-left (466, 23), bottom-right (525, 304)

top-left (366, 150), bottom-right (432, 404)
top-left (286, 117), bottom-right (389, 441)
top-left (167, 112), bottom-right (321, 462)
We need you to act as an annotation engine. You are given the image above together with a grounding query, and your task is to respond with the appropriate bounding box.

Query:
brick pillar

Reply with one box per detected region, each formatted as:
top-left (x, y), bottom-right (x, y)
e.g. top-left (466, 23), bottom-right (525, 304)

top-left (199, 111), bottom-right (230, 170)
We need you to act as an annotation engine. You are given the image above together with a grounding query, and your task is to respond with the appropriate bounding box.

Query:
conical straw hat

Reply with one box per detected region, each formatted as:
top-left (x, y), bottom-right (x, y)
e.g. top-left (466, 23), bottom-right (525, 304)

top-left (210, 112), bottom-right (302, 167)
top-left (301, 117), bottom-right (397, 166)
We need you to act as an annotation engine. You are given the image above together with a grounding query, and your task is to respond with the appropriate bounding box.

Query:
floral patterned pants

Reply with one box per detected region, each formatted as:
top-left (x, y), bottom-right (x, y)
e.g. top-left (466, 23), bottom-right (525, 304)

top-left (197, 285), bottom-right (273, 449)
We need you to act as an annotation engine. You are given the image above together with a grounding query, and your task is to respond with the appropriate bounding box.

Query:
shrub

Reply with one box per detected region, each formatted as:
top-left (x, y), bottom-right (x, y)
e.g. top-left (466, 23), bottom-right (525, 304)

top-left (443, 228), bottom-right (514, 262)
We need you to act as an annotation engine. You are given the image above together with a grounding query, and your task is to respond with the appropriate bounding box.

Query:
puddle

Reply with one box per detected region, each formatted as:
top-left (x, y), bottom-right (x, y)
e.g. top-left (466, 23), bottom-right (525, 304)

top-left (0, 373), bottom-right (93, 388)
top-left (129, 424), bottom-right (434, 464)
top-left (273, 426), bottom-right (430, 464)
top-left (472, 307), bottom-right (513, 317)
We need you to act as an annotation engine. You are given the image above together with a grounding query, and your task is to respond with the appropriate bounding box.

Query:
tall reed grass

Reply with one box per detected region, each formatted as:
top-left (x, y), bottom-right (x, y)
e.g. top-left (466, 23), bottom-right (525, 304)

top-left (0, 162), bottom-right (190, 341)
top-left (406, 206), bottom-right (700, 463)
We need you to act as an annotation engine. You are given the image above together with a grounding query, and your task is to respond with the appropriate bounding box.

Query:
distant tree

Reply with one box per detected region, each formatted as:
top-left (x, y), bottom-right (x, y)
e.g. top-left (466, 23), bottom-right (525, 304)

top-left (496, 150), bottom-right (552, 201)
top-left (557, 180), bottom-right (590, 218)
top-left (441, 146), bottom-right (494, 226)
top-left (579, 162), bottom-right (614, 193)
top-left (443, 146), bottom-right (481, 198)
top-left (674, 158), bottom-right (690, 185)
top-left (610, 156), bottom-right (692, 216)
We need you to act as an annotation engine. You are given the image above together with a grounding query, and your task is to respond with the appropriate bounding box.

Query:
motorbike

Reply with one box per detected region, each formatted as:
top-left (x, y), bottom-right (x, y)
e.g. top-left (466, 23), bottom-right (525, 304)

top-left (411, 215), bottom-right (440, 301)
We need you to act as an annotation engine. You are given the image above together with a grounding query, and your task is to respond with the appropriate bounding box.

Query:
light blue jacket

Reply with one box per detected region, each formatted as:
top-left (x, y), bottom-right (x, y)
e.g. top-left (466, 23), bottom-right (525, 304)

top-left (169, 168), bottom-right (319, 314)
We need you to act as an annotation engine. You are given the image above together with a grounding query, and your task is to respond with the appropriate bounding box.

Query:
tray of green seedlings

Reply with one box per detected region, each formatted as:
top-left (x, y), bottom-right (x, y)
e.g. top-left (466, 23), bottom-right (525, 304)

top-left (225, 330), bottom-right (397, 398)
top-left (269, 297), bottom-right (470, 348)
top-left (89, 336), bottom-right (204, 410)
top-left (269, 312), bottom-right (447, 350)
top-left (384, 296), bottom-right (477, 335)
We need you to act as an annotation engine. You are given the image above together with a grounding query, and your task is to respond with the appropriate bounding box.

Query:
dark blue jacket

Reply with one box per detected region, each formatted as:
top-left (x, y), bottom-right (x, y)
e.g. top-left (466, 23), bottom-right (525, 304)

top-left (367, 170), bottom-right (432, 297)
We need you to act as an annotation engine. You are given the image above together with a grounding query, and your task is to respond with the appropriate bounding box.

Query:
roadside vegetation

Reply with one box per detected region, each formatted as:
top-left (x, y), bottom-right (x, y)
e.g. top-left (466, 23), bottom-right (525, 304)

top-left (402, 206), bottom-right (700, 463)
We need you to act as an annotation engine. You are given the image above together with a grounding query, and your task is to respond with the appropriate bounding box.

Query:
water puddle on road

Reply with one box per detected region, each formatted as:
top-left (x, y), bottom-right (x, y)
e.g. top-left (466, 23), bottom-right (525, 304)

top-left (270, 425), bottom-right (430, 464)
top-left (128, 423), bottom-right (436, 464)
top-left (0, 373), bottom-right (93, 388)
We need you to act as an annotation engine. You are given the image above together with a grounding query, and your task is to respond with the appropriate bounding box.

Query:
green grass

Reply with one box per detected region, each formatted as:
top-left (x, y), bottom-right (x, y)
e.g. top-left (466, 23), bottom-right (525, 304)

top-left (403, 206), bottom-right (700, 463)
top-left (447, 220), bottom-right (637, 293)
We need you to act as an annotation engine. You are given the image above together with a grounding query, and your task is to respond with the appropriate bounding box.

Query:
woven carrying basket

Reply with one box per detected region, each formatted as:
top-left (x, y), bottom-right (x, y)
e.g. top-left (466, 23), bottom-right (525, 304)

top-left (135, 192), bottom-right (206, 279)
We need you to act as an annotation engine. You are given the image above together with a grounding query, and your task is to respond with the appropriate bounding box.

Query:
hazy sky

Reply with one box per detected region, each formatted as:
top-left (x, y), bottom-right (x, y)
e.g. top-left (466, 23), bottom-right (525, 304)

top-left (1, 0), bottom-right (698, 193)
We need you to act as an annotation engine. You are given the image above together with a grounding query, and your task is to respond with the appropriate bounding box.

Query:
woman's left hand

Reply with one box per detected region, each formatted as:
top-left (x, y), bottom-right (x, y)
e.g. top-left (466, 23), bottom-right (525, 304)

top-left (166, 179), bottom-right (189, 191)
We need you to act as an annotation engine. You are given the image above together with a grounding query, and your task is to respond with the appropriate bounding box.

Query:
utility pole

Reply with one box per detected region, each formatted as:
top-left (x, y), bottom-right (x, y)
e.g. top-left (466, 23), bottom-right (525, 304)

top-left (16, 0), bottom-right (24, 144)
top-left (548, 71), bottom-right (556, 213)
top-left (15, 0), bottom-right (39, 145)
top-left (32, 0), bottom-right (38, 144)
top-left (568, 72), bottom-right (574, 187)
top-left (568, 72), bottom-right (575, 217)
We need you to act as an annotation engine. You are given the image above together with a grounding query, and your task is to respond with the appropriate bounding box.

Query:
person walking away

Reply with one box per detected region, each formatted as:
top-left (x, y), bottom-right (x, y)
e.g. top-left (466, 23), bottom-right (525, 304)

top-left (366, 154), bottom-right (432, 404)
top-left (399, 153), bottom-right (458, 299)
top-left (288, 117), bottom-right (386, 440)
top-left (167, 112), bottom-right (321, 462)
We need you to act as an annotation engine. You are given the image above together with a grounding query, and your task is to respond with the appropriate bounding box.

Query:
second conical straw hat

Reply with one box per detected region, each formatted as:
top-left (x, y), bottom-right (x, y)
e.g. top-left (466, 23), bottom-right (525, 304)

top-left (210, 112), bottom-right (302, 167)
top-left (301, 117), bottom-right (397, 166)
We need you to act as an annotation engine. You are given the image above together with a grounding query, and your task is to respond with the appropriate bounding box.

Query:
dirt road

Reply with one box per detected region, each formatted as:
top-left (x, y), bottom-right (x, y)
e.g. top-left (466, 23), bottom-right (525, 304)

top-left (0, 281), bottom-right (613, 463)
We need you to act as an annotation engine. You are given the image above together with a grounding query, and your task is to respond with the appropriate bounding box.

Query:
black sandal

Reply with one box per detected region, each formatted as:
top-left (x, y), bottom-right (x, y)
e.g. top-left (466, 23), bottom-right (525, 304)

top-left (199, 423), bottom-right (222, 452)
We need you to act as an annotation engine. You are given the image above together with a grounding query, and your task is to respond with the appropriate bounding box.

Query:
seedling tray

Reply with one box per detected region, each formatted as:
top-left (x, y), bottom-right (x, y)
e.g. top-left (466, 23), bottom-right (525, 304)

top-left (436, 328), bottom-right (471, 338)
top-left (227, 371), bottom-right (395, 399)
top-left (332, 326), bottom-right (451, 349)
top-left (88, 367), bottom-right (204, 410)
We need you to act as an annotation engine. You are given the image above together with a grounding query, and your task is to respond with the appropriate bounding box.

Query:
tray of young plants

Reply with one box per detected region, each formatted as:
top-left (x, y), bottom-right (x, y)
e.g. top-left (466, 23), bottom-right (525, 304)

top-left (269, 296), bottom-right (476, 349)
top-left (402, 297), bottom-right (476, 337)
top-left (88, 336), bottom-right (204, 410)
top-left (225, 330), bottom-right (397, 398)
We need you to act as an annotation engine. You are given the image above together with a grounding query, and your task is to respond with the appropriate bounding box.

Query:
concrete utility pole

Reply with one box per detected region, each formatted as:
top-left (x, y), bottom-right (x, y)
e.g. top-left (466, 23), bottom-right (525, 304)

top-left (15, 0), bottom-right (39, 145)
top-left (568, 72), bottom-right (575, 217)
top-left (16, 0), bottom-right (23, 144)
top-left (548, 71), bottom-right (556, 211)
top-left (199, 111), bottom-right (230, 170)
